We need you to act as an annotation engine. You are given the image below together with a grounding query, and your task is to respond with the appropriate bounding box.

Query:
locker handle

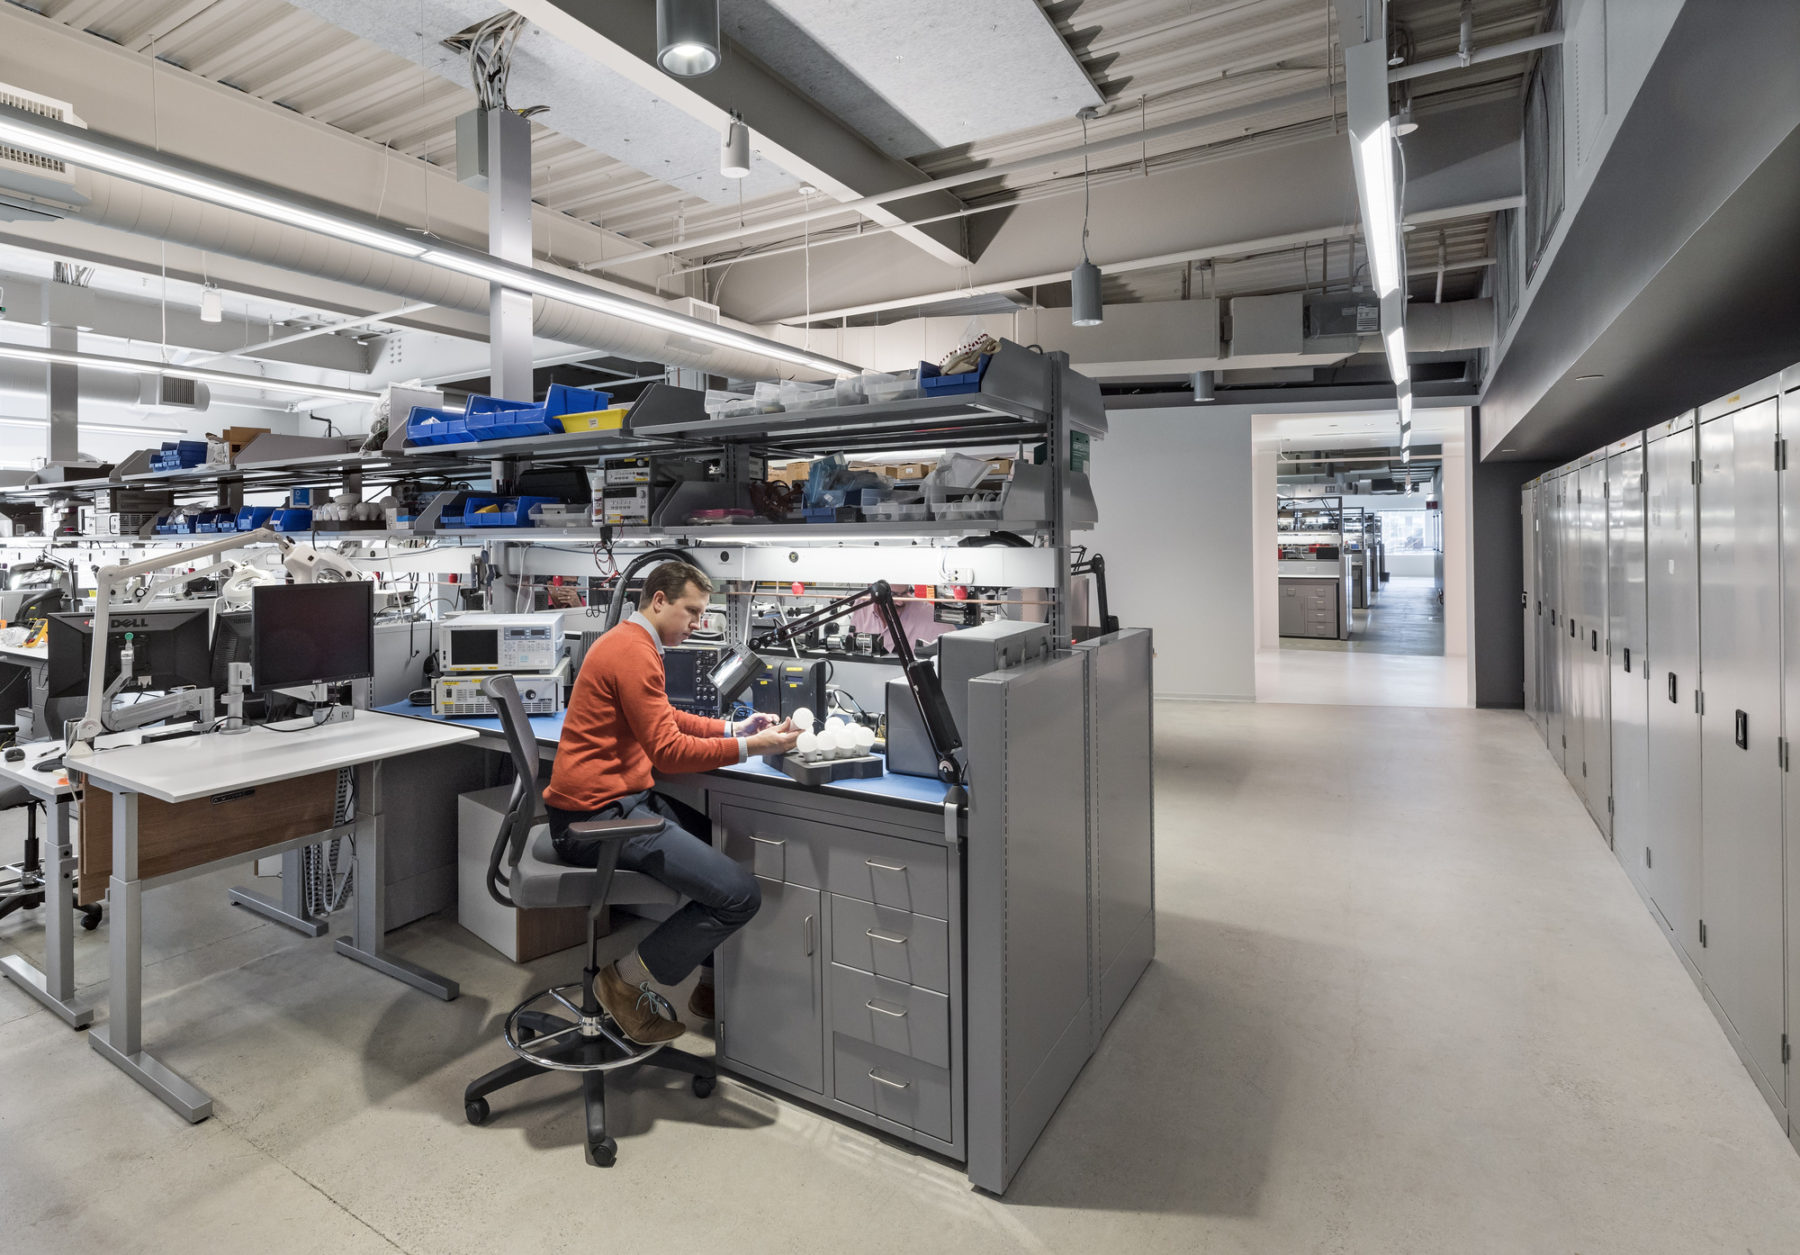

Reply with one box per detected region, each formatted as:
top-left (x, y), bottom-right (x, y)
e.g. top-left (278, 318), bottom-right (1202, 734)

top-left (1591, 629), bottom-right (1599, 652)
top-left (1623, 647), bottom-right (1631, 673)
top-left (1736, 710), bottom-right (1749, 751)
top-left (804, 914), bottom-right (815, 956)
top-left (1570, 618), bottom-right (1577, 638)
top-left (1668, 672), bottom-right (1678, 703)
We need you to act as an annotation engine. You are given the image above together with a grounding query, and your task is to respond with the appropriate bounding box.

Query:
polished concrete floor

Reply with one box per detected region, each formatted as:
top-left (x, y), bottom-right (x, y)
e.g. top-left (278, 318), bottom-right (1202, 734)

top-left (1257, 647), bottom-right (1469, 708)
top-left (6, 703), bottom-right (1800, 1252)
top-left (1282, 574), bottom-right (1446, 656)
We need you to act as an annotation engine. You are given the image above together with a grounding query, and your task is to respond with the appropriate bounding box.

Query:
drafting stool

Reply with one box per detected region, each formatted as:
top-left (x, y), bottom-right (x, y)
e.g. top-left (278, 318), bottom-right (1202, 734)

top-left (461, 673), bottom-right (717, 1167)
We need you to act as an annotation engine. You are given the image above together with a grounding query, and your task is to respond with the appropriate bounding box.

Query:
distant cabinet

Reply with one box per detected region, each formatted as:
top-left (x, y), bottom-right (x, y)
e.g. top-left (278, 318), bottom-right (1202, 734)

top-left (1277, 577), bottom-right (1341, 639)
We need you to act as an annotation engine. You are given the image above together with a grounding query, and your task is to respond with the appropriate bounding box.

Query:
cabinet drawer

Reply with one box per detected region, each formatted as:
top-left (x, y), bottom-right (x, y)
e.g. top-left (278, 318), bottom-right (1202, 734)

top-left (833, 1037), bottom-right (953, 1142)
top-left (719, 806), bottom-right (822, 888)
top-left (827, 831), bottom-right (949, 918)
top-left (829, 963), bottom-right (949, 1067)
top-left (829, 895), bottom-right (949, 994)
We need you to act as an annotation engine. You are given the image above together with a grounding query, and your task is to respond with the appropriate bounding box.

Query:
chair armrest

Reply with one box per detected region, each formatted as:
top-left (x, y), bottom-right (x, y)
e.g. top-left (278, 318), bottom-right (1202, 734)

top-left (564, 817), bottom-right (665, 841)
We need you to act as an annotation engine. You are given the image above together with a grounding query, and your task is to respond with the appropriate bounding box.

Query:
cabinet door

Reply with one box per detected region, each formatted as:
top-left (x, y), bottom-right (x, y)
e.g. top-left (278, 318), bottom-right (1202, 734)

top-left (717, 877), bottom-right (824, 1094)
top-left (1607, 445), bottom-right (1650, 887)
top-left (1698, 399), bottom-right (1785, 1109)
top-left (1646, 427), bottom-right (1701, 956)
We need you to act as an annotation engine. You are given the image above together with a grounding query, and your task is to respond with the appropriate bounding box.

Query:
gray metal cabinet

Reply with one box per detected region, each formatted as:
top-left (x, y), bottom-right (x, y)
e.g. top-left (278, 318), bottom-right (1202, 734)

top-left (1544, 472), bottom-right (1568, 770)
top-left (1278, 577), bottom-right (1340, 639)
top-left (1524, 484), bottom-right (1540, 726)
top-left (1782, 374), bottom-right (1800, 1156)
top-left (1646, 420), bottom-right (1703, 957)
top-left (1607, 439), bottom-right (1650, 887)
top-left (1697, 395), bottom-right (1787, 1118)
top-left (1577, 456), bottom-right (1612, 833)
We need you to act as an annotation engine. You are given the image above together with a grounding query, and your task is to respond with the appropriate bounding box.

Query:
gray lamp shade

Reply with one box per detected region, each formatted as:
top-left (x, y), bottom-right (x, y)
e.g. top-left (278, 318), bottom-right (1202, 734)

top-left (721, 119), bottom-right (751, 178)
top-left (1070, 259), bottom-right (1104, 327)
top-left (657, 0), bottom-right (721, 77)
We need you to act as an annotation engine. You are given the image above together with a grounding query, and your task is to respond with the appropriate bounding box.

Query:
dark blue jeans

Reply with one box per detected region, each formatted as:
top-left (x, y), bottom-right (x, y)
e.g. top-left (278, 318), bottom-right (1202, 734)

top-left (546, 791), bottom-right (760, 985)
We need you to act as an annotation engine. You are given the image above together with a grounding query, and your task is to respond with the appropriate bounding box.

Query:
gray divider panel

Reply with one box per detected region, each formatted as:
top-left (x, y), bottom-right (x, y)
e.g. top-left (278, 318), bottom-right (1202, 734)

top-left (1077, 629), bottom-right (1156, 1042)
top-left (965, 650), bottom-right (1094, 1194)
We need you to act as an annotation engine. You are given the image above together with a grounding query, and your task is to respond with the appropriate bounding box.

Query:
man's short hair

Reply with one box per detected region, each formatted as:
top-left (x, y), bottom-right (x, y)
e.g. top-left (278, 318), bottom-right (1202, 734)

top-left (641, 560), bottom-right (713, 606)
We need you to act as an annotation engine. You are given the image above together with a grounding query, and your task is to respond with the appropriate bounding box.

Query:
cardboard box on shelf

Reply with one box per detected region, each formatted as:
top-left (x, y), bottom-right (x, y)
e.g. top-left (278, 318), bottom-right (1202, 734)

top-left (770, 459), bottom-right (813, 484)
top-left (983, 457), bottom-right (1015, 478)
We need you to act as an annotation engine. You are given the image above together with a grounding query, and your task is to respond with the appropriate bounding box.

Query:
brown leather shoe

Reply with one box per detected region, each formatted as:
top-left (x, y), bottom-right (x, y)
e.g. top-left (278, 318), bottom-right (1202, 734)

top-left (594, 964), bottom-right (686, 1045)
top-left (687, 981), bottom-right (715, 1021)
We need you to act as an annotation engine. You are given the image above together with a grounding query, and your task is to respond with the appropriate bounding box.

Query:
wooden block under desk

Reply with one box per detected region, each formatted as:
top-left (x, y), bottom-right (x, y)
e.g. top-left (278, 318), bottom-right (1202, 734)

top-left (79, 770), bottom-right (341, 905)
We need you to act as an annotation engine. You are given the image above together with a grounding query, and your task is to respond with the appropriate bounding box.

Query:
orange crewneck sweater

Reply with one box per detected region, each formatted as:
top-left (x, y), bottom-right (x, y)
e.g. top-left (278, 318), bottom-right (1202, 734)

top-left (544, 619), bottom-right (738, 811)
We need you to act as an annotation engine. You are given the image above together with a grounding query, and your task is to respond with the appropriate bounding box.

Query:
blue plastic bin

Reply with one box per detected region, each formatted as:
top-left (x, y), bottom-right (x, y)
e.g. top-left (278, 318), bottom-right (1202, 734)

top-left (271, 507), bottom-right (313, 532)
top-left (405, 406), bottom-right (476, 447)
top-left (919, 354), bottom-right (990, 396)
top-left (461, 495), bottom-right (559, 527)
top-left (545, 384), bottom-right (612, 419)
top-left (466, 395), bottom-right (554, 441)
top-left (235, 506), bottom-right (276, 531)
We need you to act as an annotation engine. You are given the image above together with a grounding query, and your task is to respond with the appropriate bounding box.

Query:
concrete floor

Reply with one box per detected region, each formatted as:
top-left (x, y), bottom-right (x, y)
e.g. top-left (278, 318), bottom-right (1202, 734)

top-left (6, 702), bottom-right (1800, 1251)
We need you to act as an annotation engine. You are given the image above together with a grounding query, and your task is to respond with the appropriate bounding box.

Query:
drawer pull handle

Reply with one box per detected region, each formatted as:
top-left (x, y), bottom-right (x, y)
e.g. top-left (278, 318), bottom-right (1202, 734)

top-left (869, 1069), bottom-right (911, 1090)
top-left (865, 858), bottom-right (907, 873)
top-left (866, 929), bottom-right (908, 945)
top-left (865, 999), bottom-right (907, 1018)
top-left (747, 834), bottom-right (784, 847)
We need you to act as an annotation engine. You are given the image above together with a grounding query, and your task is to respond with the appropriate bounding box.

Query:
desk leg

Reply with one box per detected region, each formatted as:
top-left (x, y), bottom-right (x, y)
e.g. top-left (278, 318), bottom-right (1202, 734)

top-left (227, 847), bottom-right (328, 937)
top-left (334, 760), bottom-right (458, 1002)
top-left (88, 790), bottom-right (213, 1123)
top-left (0, 797), bottom-right (96, 1028)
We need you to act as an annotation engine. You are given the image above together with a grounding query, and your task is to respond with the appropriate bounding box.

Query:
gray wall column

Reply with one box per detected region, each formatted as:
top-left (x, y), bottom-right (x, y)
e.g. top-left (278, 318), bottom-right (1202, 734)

top-left (44, 283), bottom-right (80, 463)
top-left (484, 108), bottom-right (535, 402)
top-left (1472, 409), bottom-right (1556, 707)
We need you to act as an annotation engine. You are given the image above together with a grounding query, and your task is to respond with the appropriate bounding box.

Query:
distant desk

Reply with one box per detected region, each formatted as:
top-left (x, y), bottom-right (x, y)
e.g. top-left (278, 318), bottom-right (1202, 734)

top-left (0, 641), bottom-right (48, 739)
top-left (0, 641), bottom-right (47, 663)
top-left (0, 741), bottom-right (93, 1028)
top-left (372, 701), bottom-right (952, 810)
top-left (72, 711), bottom-right (479, 1122)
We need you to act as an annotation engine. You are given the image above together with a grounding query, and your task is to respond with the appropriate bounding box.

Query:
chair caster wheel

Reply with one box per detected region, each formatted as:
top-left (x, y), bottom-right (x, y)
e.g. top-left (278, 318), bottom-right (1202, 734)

top-left (692, 1075), bottom-right (716, 1099)
top-left (587, 1137), bottom-right (617, 1168)
top-left (464, 1098), bottom-right (489, 1126)
top-left (79, 906), bottom-right (101, 931)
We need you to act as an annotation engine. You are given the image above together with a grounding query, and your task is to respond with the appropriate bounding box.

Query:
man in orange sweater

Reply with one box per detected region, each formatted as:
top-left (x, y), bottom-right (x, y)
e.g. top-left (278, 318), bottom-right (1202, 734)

top-left (545, 561), bottom-right (799, 1044)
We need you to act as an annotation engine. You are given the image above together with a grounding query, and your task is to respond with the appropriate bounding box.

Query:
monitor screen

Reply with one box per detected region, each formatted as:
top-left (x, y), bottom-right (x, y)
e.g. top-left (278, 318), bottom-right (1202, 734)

top-left (448, 628), bottom-right (499, 668)
top-left (45, 606), bottom-right (215, 723)
top-left (251, 582), bottom-right (374, 692)
top-left (664, 648), bottom-right (701, 705)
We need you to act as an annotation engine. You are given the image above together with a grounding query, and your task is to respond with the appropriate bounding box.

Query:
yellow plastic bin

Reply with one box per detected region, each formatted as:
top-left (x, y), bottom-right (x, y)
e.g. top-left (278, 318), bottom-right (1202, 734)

top-left (555, 407), bottom-right (629, 433)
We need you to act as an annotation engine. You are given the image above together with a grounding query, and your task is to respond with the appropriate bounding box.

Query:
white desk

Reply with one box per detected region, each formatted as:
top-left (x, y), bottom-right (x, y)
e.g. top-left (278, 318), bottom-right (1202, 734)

top-left (0, 741), bottom-right (95, 1028)
top-left (73, 711), bottom-right (479, 1121)
top-left (0, 641), bottom-right (47, 663)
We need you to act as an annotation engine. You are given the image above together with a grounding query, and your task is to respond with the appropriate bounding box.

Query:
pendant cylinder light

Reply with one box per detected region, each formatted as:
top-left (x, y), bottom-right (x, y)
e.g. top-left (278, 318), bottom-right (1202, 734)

top-left (1192, 369), bottom-right (1216, 403)
top-left (199, 286), bottom-right (223, 324)
top-left (1070, 260), bottom-right (1103, 327)
top-left (721, 118), bottom-right (751, 178)
top-left (657, 0), bottom-right (721, 77)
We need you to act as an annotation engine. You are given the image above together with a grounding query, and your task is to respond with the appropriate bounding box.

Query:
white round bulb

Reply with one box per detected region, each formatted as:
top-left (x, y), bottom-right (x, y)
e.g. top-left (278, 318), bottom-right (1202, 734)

top-left (789, 707), bottom-right (814, 732)
top-left (795, 729), bottom-right (818, 758)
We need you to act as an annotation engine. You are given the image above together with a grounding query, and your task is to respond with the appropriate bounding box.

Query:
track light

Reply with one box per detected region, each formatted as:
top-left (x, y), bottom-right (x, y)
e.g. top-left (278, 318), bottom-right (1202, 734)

top-left (1192, 369), bottom-right (1216, 403)
top-left (657, 0), bottom-right (721, 77)
top-left (721, 116), bottom-right (751, 179)
top-left (199, 285), bottom-right (223, 324)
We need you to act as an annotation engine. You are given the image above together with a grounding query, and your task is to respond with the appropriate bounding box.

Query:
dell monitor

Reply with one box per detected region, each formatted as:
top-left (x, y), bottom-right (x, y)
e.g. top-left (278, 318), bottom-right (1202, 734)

top-left (251, 582), bottom-right (374, 693)
top-left (45, 605), bottom-right (215, 729)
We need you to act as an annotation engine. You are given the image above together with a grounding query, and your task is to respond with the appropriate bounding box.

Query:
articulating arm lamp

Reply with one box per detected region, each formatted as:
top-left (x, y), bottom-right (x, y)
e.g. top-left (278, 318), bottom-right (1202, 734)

top-left (67, 527), bottom-right (364, 753)
top-left (708, 579), bottom-right (967, 785)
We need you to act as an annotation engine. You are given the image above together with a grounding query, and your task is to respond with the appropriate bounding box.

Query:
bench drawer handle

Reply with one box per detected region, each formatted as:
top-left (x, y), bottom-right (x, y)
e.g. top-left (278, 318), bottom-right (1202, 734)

top-left (869, 1070), bottom-right (911, 1090)
top-left (866, 929), bottom-right (907, 945)
top-left (865, 858), bottom-right (906, 872)
top-left (866, 999), bottom-right (907, 1018)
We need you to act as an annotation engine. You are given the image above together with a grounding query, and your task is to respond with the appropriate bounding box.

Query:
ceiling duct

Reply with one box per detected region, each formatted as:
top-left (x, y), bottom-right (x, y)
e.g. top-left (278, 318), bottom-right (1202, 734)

top-left (0, 358), bottom-right (217, 411)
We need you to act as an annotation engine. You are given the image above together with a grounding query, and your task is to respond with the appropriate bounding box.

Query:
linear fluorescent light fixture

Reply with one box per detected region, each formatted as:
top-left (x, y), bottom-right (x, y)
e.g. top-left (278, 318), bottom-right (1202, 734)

top-left (0, 101), bottom-right (857, 379)
top-left (0, 415), bottom-right (189, 438)
top-left (0, 342), bottom-right (379, 403)
top-left (1356, 123), bottom-right (1402, 298)
top-left (1384, 326), bottom-right (1409, 387)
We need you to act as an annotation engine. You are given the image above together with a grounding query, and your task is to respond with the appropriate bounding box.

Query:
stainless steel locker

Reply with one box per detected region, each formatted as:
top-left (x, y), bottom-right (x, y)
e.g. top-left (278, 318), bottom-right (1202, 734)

top-left (1698, 391), bottom-right (1786, 1118)
top-left (1607, 438), bottom-right (1649, 886)
top-left (1562, 470), bottom-right (1586, 790)
top-left (1579, 456), bottom-right (1613, 834)
top-left (1645, 419), bottom-right (1702, 958)
top-left (1539, 481), bottom-right (1557, 746)
top-left (1544, 471), bottom-right (1568, 769)
top-left (1781, 373), bottom-right (1800, 1155)
top-left (1523, 484), bottom-right (1539, 726)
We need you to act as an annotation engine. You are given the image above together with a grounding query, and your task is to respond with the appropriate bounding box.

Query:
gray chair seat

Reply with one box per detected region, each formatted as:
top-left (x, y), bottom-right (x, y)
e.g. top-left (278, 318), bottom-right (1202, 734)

top-left (513, 827), bottom-right (682, 911)
top-left (0, 784), bottom-right (30, 811)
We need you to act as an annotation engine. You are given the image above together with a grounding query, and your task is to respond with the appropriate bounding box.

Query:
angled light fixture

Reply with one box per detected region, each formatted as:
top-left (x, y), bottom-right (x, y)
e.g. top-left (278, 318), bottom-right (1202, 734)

top-left (0, 341), bottom-right (379, 403)
top-left (1355, 122), bottom-right (1402, 298)
top-left (721, 113), bottom-right (751, 179)
top-left (1070, 108), bottom-right (1103, 327)
top-left (0, 100), bottom-right (857, 379)
top-left (199, 285), bottom-right (223, 324)
top-left (657, 0), bottom-right (721, 77)
top-left (1384, 325), bottom-right (1409, 387)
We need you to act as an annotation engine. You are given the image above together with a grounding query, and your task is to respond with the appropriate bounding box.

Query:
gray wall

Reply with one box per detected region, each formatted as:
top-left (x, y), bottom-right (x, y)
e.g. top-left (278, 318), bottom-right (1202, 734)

top-left (1472, 411), bottom-right (1556, 707)
top-left (1087, 406), bottom-right (1254, 699)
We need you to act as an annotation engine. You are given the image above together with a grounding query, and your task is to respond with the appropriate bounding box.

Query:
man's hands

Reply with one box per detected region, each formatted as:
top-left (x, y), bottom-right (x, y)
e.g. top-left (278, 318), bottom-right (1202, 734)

top-left (744, 717), bottom-right (802, 756)
top-left (731, 712), bottom-right (779, 737)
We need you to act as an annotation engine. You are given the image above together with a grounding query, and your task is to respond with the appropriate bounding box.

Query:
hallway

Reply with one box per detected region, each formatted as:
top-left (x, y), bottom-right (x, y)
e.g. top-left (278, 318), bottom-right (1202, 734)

top-left (1282, 573), bottom-right (1446, 656)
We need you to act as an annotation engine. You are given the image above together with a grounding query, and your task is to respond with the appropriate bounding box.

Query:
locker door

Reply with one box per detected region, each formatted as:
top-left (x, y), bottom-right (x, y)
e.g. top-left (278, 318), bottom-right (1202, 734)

top-left (1545, 476), bottom-right (1567, 769)
top-left (1562, 474), bottom-right (1586, 791)
top-left (1609, 444), bottom-right (1649, 885)
top-left (1581, 458), bottom-right (1613, 834)
top-left (1698, 398), bottom-right (1785, 1113)
top-left (1782, 382), bottom-right (1800, 1142)
top-left (1523, 486), bottom-right (1539, 726)
top-left (1645, 426), bottom-right (1701, 956)
top-left (1539, 484), bottom-right (1557, 748)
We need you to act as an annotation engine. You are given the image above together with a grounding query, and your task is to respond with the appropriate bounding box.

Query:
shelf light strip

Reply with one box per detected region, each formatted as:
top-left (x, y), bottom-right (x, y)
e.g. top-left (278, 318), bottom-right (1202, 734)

top-left (0, 342), bottom-right (379, 404)
top-left (0, 104), bottom-right (858, 380)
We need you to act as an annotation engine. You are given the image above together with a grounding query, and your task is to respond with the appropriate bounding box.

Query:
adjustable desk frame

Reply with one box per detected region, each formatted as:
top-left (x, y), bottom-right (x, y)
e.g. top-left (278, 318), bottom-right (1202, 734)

top-left (0, 745), bottom-right (94, 1028)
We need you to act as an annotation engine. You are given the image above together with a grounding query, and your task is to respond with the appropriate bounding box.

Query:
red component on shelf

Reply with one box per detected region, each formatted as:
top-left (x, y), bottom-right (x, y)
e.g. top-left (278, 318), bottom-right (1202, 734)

top-left (791, 581), bottom-right (805, 596)
top-left (913, 583), bottom-right (930, 599)
top-left (951, 585), bottom-right (969, 601)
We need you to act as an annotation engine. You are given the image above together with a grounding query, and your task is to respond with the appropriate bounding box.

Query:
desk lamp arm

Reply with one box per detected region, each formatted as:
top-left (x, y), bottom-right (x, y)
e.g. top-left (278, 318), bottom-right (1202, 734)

top-left (746, 580), bottom-right (966, 785)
